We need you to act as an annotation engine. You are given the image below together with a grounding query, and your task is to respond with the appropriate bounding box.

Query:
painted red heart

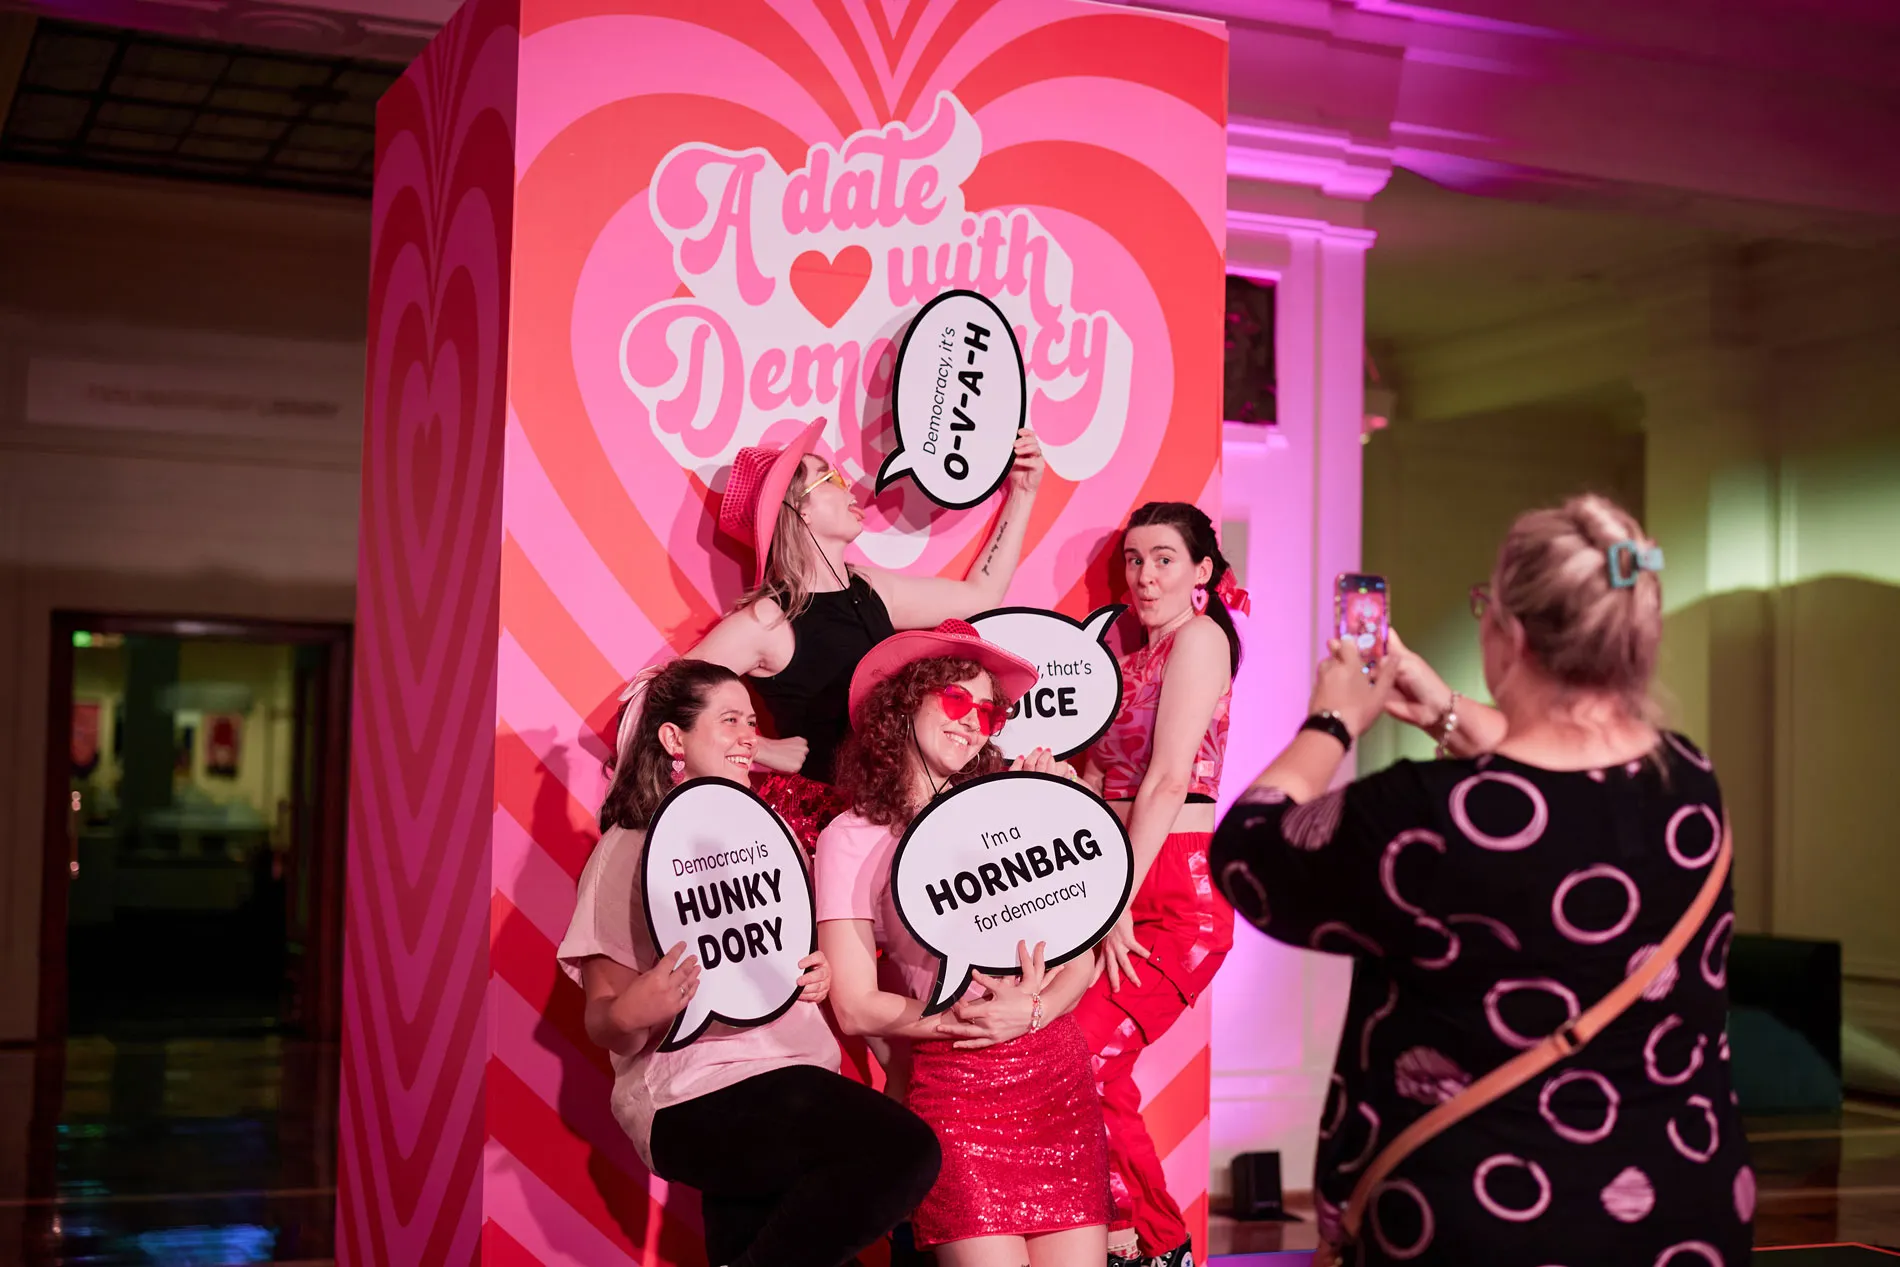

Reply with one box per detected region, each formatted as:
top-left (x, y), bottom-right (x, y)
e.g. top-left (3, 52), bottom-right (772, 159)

top-left (789, 245), bottom-right (872, 328)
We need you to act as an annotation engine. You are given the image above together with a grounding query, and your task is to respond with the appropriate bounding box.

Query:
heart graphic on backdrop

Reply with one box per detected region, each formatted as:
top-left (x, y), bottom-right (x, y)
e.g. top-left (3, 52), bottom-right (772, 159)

top-left (789, 245), bottom-right (872, 328)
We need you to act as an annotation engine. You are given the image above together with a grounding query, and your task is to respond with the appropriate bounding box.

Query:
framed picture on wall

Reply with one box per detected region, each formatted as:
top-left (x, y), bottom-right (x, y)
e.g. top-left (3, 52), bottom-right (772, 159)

top-left (206, 714), bottom-right (242, 778)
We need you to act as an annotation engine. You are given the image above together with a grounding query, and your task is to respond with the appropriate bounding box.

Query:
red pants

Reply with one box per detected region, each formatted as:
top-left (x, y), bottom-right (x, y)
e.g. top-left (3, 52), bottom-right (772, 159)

top-left (1074, 831), bottom-right (1233, 1256)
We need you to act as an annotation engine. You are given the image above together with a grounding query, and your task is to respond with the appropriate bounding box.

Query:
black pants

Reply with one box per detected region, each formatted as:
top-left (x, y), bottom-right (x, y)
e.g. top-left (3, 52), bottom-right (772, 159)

top-left (650, 1064), bottom-right (941, 1267)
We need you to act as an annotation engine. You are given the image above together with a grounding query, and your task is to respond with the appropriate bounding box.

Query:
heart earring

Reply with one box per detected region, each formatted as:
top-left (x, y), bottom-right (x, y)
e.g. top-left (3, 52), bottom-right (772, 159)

top-left (1192, 585), bottom-right (1208, 614)
top-left (670, 756), bottom-right (685, 782)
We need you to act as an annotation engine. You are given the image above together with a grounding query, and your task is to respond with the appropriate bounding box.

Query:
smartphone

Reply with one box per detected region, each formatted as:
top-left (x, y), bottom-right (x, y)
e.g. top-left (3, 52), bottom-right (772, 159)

top-left (1334, 573), bottom-right (1389, 670)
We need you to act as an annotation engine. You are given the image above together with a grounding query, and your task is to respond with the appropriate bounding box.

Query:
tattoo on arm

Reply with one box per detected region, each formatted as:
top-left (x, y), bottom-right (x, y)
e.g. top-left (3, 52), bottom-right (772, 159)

top-left (979, 517), bottom-right (1008, 577)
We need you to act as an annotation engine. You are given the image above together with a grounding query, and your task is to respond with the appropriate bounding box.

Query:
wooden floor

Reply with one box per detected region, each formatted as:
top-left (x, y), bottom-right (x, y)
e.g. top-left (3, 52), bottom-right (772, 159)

top-left (1211, 1099), bottom-right (1900, 1256)
top-left (3, 1034), bottom-right (1897, 1263)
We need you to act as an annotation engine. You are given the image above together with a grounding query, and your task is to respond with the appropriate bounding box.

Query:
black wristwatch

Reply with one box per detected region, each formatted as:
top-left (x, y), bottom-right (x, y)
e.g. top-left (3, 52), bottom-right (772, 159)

top-left (1299, 710), bottom-right (1353, 750)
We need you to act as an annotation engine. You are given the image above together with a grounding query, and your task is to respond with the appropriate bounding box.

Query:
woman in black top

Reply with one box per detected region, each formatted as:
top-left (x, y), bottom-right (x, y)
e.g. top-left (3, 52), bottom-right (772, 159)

top-left (606, 416), bottom-right (1045, 856)
top-left (682, 416), bottom-right (1045, 784)
top-left (1212, 495), bottom-right (1751, 1267)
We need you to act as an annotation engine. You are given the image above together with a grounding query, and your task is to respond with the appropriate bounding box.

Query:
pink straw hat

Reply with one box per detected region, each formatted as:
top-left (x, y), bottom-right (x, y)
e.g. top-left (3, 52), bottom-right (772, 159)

top-left (848, 620), bottom-right (1039, 728)
top-left (717, 417), bottom-right (828, 587)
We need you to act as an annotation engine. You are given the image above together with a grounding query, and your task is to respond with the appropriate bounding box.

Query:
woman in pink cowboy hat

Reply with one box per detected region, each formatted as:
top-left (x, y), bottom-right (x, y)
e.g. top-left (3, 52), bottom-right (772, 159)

top-left (691, 418), bottom-right (1043, 790)
top-left (814, 620), bottom-right (1113, 1266)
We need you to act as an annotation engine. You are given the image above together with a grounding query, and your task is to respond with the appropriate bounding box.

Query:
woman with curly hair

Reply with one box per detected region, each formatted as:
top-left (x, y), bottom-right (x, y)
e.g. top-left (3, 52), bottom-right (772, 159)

top-left (564, 658), bottom-right (941, 1267)
top-left (813, 621), bottom-right (1113, 1267)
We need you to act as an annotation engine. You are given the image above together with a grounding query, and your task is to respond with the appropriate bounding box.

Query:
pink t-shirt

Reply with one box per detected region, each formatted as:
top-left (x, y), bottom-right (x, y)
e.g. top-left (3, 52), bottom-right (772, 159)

top-left (813, 810), bottom-right (980, 1006)
top-left (558, 824), bottom-right (840, 1168)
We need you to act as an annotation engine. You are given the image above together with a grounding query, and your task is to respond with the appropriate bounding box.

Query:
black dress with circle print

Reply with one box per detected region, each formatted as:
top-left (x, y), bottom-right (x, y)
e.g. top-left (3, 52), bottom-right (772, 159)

top-left (1212, 734), bottom-right (1750, 1267)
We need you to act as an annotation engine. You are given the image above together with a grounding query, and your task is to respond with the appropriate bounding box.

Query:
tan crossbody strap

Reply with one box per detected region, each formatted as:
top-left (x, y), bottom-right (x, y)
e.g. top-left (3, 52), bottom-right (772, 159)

top-left (1336, 827), bottom-right (1733, 1246)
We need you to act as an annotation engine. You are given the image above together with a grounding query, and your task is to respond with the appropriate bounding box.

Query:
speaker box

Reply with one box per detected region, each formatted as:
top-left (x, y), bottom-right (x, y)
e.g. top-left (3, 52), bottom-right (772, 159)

top-left (1230, 1151), bottom-right (1289, 1221)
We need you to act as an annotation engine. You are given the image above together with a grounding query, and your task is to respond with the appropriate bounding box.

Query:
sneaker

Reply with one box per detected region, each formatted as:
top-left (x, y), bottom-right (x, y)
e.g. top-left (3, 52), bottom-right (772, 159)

top-left (1107, 1251), bottom-right (1144, 1267)
top-left (1149, 1243), bottom-right (1194, 1267)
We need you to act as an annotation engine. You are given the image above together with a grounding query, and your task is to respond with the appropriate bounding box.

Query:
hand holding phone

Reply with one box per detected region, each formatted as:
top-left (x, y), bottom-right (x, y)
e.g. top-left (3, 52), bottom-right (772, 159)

top-left (1334, 573), bottom-right (1390, 671)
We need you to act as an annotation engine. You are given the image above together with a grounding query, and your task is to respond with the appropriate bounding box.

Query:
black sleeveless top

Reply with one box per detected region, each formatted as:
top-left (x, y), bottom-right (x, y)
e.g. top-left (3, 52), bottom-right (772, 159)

top-left (751, 574), bottom-right (895, 783)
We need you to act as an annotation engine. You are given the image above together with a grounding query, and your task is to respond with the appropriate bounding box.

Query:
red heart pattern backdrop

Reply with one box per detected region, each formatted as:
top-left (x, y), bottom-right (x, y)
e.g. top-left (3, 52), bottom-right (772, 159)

top-left (344, 1), bottom-right (1228, 1263)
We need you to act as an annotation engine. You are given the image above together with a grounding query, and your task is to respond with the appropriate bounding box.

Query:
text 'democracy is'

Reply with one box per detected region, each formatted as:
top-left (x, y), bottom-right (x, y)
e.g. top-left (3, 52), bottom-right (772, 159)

top-left (641, 780), bottom-right (816, 1050)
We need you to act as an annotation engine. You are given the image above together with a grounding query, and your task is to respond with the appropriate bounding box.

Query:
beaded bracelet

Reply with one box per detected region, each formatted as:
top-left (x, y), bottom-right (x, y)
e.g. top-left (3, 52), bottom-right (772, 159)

top-left (1028, 994), bottom-right (1045, 1033)
top-left (1434, 692), bottom-right (1462, 759)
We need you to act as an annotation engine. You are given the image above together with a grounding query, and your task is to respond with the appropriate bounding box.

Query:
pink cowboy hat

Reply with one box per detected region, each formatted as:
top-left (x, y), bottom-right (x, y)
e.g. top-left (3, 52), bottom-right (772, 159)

top-left (848, 620), bottom-right (1039, 728)
top-left (717, 416), bottom-right (828, 587)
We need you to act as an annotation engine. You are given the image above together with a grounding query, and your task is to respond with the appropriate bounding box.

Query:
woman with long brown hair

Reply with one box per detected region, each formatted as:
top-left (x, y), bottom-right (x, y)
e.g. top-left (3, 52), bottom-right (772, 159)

top-left (812, 621), bottom-right (1113, 1266)
top-left (564, 658), bottom-right (941, 1267)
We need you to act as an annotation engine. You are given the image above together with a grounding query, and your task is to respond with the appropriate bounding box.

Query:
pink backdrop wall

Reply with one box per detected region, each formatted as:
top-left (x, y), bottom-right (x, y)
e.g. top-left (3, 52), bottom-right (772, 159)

top-left (343, 2), bottom-right (1229, 1262)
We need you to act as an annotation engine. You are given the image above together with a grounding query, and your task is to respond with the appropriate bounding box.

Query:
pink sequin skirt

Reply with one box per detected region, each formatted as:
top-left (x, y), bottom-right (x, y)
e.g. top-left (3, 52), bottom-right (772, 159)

top-left (904, 1015), bottom-right (1112, 1246)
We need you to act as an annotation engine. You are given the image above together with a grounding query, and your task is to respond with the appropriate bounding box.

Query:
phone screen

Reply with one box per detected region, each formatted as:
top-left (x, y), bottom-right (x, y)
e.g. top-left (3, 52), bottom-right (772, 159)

top-left (1335, 573), bottom-right (1389, 667)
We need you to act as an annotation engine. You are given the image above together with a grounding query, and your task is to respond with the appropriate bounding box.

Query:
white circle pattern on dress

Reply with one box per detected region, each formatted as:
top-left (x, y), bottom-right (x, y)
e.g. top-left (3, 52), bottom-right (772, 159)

top-left (1485, 978), bottom-right (1582, 1050)
top-left (1369, 1178), bottom-right (1434, 1260)
top-left (1412, 915), bottom-right (1461, 970)
top-left (1733, 1165), bottom-right (1756, 1222)
top-left (1667, 1094), bottom-right (1721, 1163)
top-left (1665, 804), bottom-right (1722, 869)
top-left (1601, 1166), bottom-right (1655, 1222)
top-left (1666, 731), bottom-right (1715, 771)
top-left (1538, 1068), bottom-right (1619, 1144)
top-left (1644, 1015), bottom-right (1708, 1086)
top-left (1473, 1153), bottom-right (1552, 1222)
top-left (1700, 912), bottom-right (1735, 989)
top-left (1380, 829), bottom-right (1445, 916)
top-left (1449, 912), bottom-right (1521, 951)
top-left (1335, 1102), bottom-right (1381, 1174)
top-left (1311, 921), bottom-right (1383, 957)
top-left (1450, 771), bottom-right (1550, 850)
top-left (1552, 864), bottom-right (1640, 945)
top-left (1220, 860), bottom-right (1269, 929)
top-left (1627, 944), bottom-right (1679, 1001)
top-left (1655, 1243), bottom-right (1724, 1266)
top-left (1319, 1072), bottom-right (1347, 1140)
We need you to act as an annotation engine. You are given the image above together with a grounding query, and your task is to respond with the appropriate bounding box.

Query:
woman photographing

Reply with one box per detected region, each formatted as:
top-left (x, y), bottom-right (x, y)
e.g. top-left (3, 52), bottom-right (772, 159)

top-left (562, 659), bottom-right (941, 1267)
top-left (1212, 496), bottom-right (1748, 1266)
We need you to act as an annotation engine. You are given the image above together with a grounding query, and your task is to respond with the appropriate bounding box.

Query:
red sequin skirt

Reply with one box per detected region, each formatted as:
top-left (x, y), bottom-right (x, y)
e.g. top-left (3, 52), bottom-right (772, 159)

top-left (904, 1016), bottom-right (1112, 1246)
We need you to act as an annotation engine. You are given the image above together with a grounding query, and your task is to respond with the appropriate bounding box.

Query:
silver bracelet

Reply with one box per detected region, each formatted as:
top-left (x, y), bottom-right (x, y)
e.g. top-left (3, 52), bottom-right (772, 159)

top-left (1434, 692), bottom-right (1462, 759)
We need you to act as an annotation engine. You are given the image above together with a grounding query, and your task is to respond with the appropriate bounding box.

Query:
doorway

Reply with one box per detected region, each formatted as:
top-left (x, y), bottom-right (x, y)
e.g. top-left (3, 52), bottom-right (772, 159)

top-left (42, 613), bottom-right (351, 1042)
top-left (26, 612), bottom-right (350, 1266)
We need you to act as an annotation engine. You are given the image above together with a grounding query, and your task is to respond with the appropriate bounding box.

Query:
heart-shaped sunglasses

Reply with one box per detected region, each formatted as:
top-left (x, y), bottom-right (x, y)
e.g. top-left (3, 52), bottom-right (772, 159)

top-left (935, 683), bottom-right (1009, 736)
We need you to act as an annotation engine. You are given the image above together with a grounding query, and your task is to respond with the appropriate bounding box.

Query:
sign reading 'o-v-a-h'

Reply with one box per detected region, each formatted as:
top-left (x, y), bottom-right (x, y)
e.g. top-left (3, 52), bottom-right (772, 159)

top-left (892, 771), bottom-right (1133, 1015)
top-left (877, 289), bottom-right (1027, 510)
top-left (970, 604), bottom-right (1127, 761)
top-left (640, 779), bottom-right (815, 1050)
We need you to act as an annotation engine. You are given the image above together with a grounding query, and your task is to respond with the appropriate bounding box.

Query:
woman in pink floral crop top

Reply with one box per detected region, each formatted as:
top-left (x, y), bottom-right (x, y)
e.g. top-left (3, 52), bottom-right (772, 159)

top-left (1077, 502), bottom-right (1244, 1267)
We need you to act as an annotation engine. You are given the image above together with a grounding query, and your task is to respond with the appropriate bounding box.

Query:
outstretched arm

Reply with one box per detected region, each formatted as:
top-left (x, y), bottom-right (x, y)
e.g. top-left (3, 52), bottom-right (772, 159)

top-left (672, 600), bottom-right (808, 773)
top-left (862, 429), bottom-right (1045, 628)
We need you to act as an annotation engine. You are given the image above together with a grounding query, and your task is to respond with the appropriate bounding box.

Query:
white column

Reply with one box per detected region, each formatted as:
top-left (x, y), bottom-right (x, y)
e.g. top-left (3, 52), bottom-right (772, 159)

top-left (1214, 207), bottom-right (1376, 1196)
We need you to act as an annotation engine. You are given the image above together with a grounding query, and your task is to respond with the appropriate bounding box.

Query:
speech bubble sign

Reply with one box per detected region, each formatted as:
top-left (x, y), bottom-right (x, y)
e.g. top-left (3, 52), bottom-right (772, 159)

top-left (969, 604), bottom-right (1128, 761)
top-left (890, 771), bottom-right (1133, 1015)
top-left (640, 778), bottom-right (815, 1050)
top-left (877, 288), bottom-right (1026, 510)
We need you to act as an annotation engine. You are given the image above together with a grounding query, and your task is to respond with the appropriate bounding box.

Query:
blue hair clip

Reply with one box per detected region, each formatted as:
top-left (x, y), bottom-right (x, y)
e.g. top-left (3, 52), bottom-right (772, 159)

top-left (1607, 540), bottom-right (1664, 589)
